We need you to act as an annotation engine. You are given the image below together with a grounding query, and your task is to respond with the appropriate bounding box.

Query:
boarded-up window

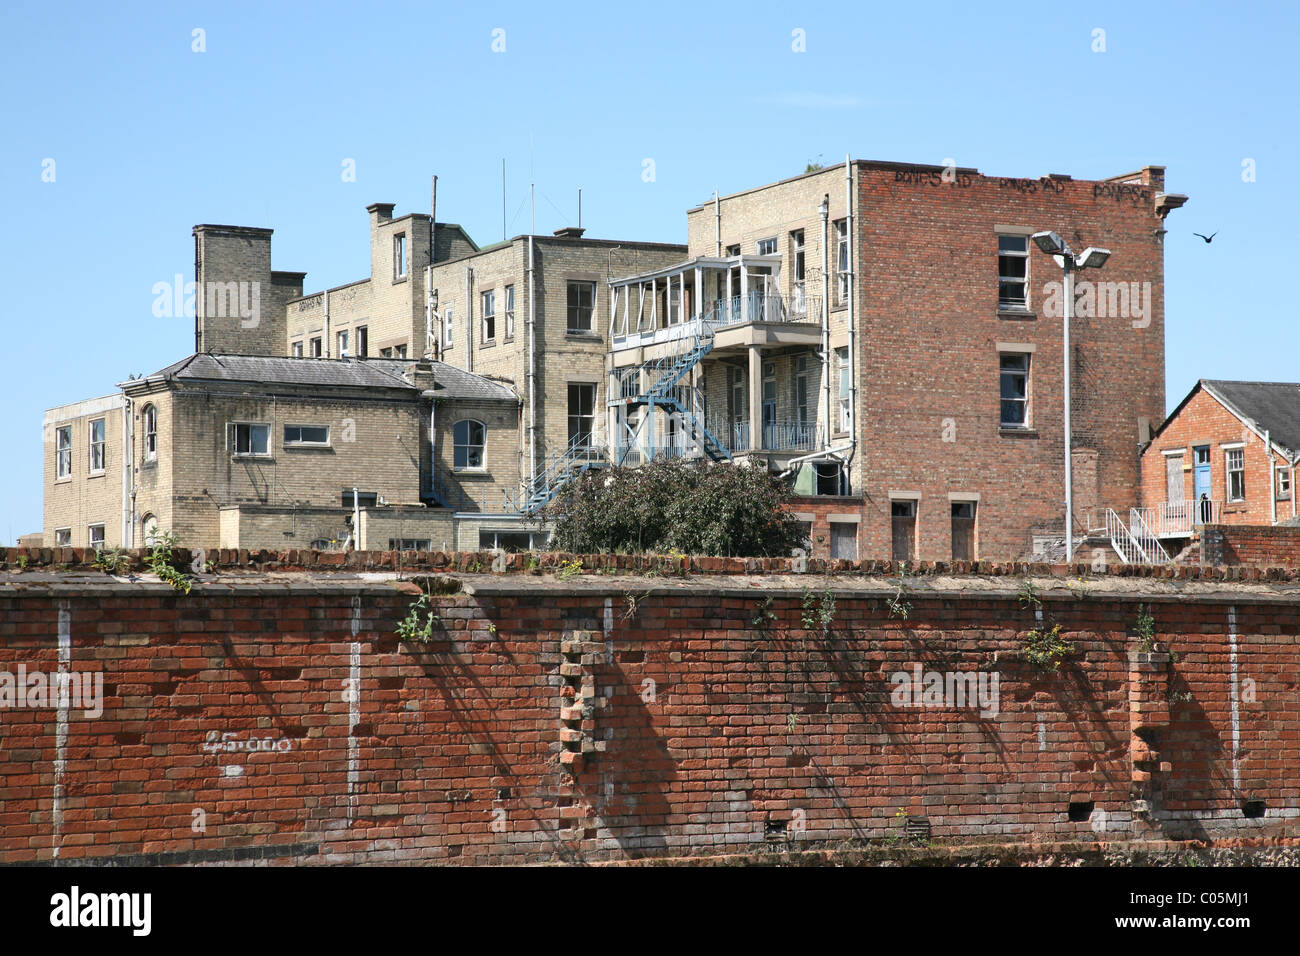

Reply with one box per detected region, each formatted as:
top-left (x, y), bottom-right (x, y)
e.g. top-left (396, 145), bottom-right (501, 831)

top-left (829, 522), bottom-right (857, 560)
top-left (951, 501), bottom-right (976, 561)
top-left (891, 501), bottom-right (916, 563)
top-left (1165, 454), bottom-right (1184, 503)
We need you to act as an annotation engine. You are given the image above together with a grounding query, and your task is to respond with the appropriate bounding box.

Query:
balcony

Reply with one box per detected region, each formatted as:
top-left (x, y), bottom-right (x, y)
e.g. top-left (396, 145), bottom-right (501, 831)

top-left (1131, 499), bottom-right (1223, 538)
top-left (706, 417), bottom-right (819, 454)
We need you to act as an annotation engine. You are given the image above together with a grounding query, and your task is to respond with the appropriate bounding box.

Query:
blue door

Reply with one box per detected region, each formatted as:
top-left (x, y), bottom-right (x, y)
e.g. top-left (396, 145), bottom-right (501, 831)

top-left (1193, 445), bottom-right (1212, 522)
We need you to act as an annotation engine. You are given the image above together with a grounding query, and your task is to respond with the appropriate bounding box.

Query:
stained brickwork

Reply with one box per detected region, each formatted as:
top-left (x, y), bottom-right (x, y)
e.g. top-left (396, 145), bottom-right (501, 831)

top-left (0, 560), bottom-right (1295, 864)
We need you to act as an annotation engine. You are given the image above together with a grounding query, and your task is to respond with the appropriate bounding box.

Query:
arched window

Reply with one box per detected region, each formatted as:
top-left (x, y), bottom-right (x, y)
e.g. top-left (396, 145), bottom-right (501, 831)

top-left (141, 513), bottom-right (159, 546)
top-left (142, 404), bottom-right (157, 461)
top-left (453, 420), bottom-right (485, 470)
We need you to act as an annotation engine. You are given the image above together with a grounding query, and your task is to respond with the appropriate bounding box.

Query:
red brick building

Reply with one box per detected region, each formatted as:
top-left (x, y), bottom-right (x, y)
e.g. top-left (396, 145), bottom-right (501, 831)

top-left (610, 160), bottom-right (1185, 561)
top-left (1138, 380), bottom-right (1300, 538)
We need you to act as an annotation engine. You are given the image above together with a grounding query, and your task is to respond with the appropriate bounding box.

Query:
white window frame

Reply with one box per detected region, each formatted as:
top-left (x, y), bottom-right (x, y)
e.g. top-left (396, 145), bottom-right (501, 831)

top-left (443, 305), bottom-right (454, 349)
top-left (355, 326), bottom-right (368, 357)
top-left (1225, 445), bottom-right (1246, 502)
top-left (88, 524), bottom-right (105, 548)
top-left (291, 341), bottom-right (304, 358)
top-left (481, 289), bottom-right (496, 342)
top-left (453, 419), bottom-right (486, 471)
top-left (835, 219), bottom-right (849, 304)
top-left (310, 337), bottom-right (322, 357)
top-left (88, 417), bottom-right (106, 474)
top-left (284, 424), bottom-right (331, 447)
top-left (55, 425), bottom-right (72, 479)
top-left (143, 404), bottom-right (158, 462)
top-left (836, 346), bottom-right (852, 433)
top-left (997, 234), bottom-right (1030, 309)
top-left (1278, 465), bottom-right (1292, 500)
top-left (756, 236), bottom-right (778, 256)
top-left (337, 329), bottom-right (350, 357)
top-left (999, 352), bottom-right (1030, 428)
top-left (394, 233), bottom-right (407, 279)
top-left (504, 285), bottom-right (515, 339)
top-left (54, 527), bottom-right (71, 547)
top-left (230, 422), bottom-right (271, 458)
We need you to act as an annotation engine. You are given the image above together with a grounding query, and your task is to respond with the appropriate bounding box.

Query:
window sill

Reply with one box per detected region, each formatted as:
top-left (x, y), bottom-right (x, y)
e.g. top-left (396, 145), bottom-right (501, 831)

top-left (999, 427), bottom-right (1038, 438)
top-left (285, 444), bottom-right (333, 451)
top-left (566, 330), bottom-right (601, 340)
top-left (997, 308), bottom-right (1036, 320)
top-left (480, 339), bottom-right (496, 349)
top-left (392, 276), bottom-right (408, 285)
top-left (232, 454), bottom-right (274, 461)
top-left (88, 471), bottom-right (106, 479)
top-left (54, 477), bottom-right (72, 485)
top-left (453, 469), bottom-right (491, 479)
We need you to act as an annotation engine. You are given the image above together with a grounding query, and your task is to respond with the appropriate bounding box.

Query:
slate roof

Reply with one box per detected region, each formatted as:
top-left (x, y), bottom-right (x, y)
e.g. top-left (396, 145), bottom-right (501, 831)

top-left (1201, 380), bottom-right (1300, 459)
top-left (128, 353), bottom-right (517, 403)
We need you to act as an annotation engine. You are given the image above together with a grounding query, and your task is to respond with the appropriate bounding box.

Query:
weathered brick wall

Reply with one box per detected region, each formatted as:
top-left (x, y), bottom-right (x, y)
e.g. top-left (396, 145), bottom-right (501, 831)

top-left (1201, 524), bottom-right (1300, 567)
top-left (1, 555), bottom-right (1296, 865)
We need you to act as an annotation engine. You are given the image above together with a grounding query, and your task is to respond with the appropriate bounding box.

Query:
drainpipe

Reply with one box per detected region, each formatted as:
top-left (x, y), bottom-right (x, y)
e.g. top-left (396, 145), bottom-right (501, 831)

top-left (527, 185), bottom-right (537, 486)
top-left (464, 267), bottom-right (474, 373)
top-left (844, 156), bottom-right (858, 464)
top-left (421, 389), bottom-right (437, 502)
top-left (353, 487), bottom-right (361, 550)
top-left (1267, 430), bottom-right (1276, 525)
top-left (121, 395), bottom-right (132, 547)
top-left (819, 194), bottom-right (831, 450)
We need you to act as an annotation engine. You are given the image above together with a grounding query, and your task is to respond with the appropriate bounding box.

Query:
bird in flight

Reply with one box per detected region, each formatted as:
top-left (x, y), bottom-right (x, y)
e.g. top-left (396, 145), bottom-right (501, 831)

top-left (1193, 231), bottom-right (1217, 243)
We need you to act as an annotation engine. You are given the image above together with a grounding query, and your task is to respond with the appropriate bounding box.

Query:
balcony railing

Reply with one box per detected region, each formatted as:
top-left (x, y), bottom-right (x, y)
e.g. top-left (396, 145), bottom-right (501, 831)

top-left (712, 292), bottom-right (821, 329)
top-left (1131, 499), bottom-right (1223, 538)
top-left (705, 417), bottom-right (819, 454)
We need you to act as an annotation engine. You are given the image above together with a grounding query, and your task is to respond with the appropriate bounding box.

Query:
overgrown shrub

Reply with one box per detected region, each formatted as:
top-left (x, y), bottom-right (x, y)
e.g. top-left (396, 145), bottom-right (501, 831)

top-left (539, 459), bottom-right (804, 557)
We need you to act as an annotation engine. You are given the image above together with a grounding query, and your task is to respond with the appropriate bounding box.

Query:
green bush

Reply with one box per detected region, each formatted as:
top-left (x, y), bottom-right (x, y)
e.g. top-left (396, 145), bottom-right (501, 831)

top-left (539, 458), bottom-right (804, 557)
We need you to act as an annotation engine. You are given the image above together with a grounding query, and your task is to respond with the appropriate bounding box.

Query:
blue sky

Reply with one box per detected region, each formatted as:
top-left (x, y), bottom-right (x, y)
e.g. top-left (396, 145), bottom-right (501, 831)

top-left (2, 0), bottom-right (1296, 541)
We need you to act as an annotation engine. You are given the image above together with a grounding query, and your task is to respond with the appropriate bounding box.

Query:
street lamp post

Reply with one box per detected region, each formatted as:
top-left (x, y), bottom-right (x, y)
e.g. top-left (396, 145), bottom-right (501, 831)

top-left (1030, 231), bottom-right (1111, 564)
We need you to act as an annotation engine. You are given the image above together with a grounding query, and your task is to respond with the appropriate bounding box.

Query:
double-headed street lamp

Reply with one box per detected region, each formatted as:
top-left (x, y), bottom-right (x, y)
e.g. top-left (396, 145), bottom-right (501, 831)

top-left (1029, 231), bottom-right (1111, 564)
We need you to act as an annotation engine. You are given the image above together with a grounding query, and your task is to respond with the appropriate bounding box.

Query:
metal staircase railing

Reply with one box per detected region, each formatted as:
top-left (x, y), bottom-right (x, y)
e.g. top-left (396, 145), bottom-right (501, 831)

top-left (514, 433), bottom-right (610, 515)
top-left (1106, 508), bottom-right (1171, 565)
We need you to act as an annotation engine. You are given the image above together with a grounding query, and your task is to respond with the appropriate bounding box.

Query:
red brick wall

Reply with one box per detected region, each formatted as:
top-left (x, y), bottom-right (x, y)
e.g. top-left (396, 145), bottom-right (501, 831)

top-left (1140, 387), bottom-right (1296, 525)
top-left (855, 163), bottom-right (1169, 560)
top-left (2, 565), bottom-right (1297, 864)
top-left (1200, 524), bottom-right (1300, 567)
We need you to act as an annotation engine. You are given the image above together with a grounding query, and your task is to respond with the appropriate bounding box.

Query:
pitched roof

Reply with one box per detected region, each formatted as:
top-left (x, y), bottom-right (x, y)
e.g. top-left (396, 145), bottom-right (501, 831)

top-left (127, 354), bottom-right (516, 402)
top-left (1201, 380), bottom-right (1300, 458)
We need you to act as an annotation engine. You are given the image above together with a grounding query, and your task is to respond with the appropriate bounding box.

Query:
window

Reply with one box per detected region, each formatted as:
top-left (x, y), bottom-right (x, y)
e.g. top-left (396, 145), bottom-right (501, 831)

top-left (141, 514), bottom-right (159, 545)
top-left (389, 538), bottom-right (432, 552)
top-left (284, 425), bottom-right (330, 446)
top-left (337, 330), bottom-right (350, 357)
top-left (1165, 453), bottom-right (1184, 503)
top-left (998, 235), bottom-right (1029, 309)
top-left (291, 341), bottom-right (304, 358)
top-left (951, 501), bottom-right (976, 561)
top-left (725, 244), bottom-right (740, 257)
top-left (341, 490), bottom-right (377, 507)
top-left (568, 383), bottom-right (596, 449)
top-left (504, 285), bottom-right (515, 339)
top-left (231, 423), bottom-right (270, 456)
top-left (143, 405), bottom-right (157, 462)
top-left (1000, 354), bottom-right (1029, 427)
top-left (395, 344), bottom-right (407, 358)
top-left (835, 219), bottom-right (849, 304)
top-left (829, 522), bottom-right (858, 560)
top-left (88, 524), bottom-right (105, 549)
top-left (310, 337), bottom-right (322, 357)
top-left (55, 425), bottom-right (72, 479)
top-left (790, 230), bottom-right (806, 312)
top-left (816, 461), bottom-right (847, 496)
top-left (1278, 466), bottom-right (1292, 500)
top-left (891, 500), bottom-right (917, 562)
top-left (453, 419), bottom-right (486, 470)
top-left (567, 281), bottom-right (595, 333)
top-left (1226, 447), bottom-right (1246, 502)
top-left (756, 237), bottom-right (777, 256)
top-left (837, 347), bottom-right (852, 433)
top-left (795, 355), bottom-right (810, 428)
top-left (89, 418), bottom-right (106, 474)
top-left (380, 347), bottom-right (392, 358)
top-left (394, 233), bottom-right (407, 279)
top-left (443, 305), bottom-right (454, 349)
top-left (54, 528), bottom-right (71, 547)
top-left (478, 530), bottom-right (540, 552)
top-left (356, 327), bottom-right (368, 358)
top-left (481, 289), bottom-right (496, 342)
